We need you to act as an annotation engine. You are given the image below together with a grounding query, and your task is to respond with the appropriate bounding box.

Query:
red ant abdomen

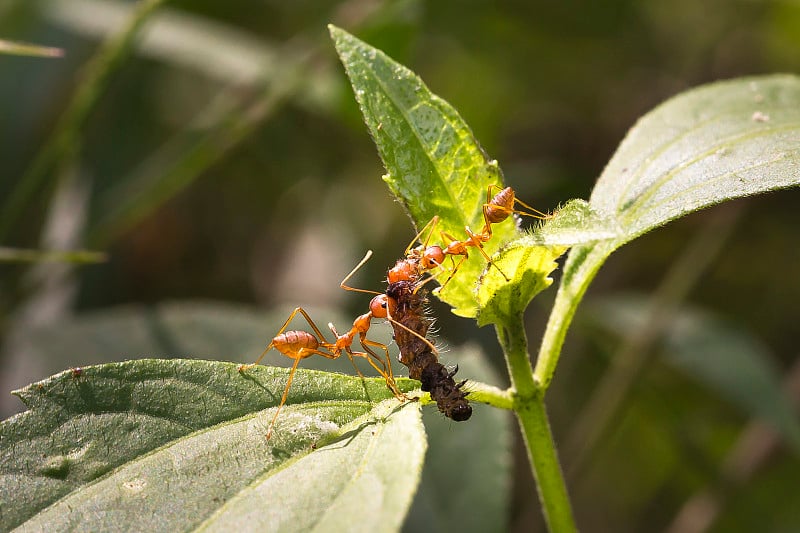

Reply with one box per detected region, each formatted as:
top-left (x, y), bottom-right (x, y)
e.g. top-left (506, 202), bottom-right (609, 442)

top-left (273, 330), bottom-right (319, 357)
top-left (485, 186), bottom-right (515, 224)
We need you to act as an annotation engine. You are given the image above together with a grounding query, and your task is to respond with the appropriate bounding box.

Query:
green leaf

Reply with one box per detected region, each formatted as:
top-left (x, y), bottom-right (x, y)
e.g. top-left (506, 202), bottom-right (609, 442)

top-left (0, 360), bottom-right (423, 531)
top-left (537, 75), bottom-right (800, 387)
top-left (515, 199), bottom-right (618, 248)
top-left (329, 28), bottom-right (614, 324)
top-left (475, 243), bottom-right (565, 326)
top-left (592, 74), bottom-right (800, 244)
top-left (588, 295), bottom-right (800, 452)
top-left (470, 199), bottom-right (614, 322)
top-left (329, 25), bottom-right (525, 316)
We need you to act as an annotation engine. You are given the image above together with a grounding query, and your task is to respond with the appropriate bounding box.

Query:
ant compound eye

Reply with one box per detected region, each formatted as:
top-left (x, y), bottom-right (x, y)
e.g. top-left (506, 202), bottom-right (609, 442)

top-left (369, 295), bottom-right (389, 318)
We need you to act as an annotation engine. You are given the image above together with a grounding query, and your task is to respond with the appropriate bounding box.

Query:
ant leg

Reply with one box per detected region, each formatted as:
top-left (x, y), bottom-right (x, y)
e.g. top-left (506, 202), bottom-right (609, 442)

top-left (353, 346), bottom-right (406, 400)
top-left (403, 216), bottom-right (440, 257)
top-left (266, 356), bottom-right (302, 439)
top-left (512, 196), bottom-right (552, 219)
top-left (239, 343), bottom-right (275, 373)
top-left (340, 250), bottom-right (383, 296)
top-left (429, 230), bottom-right (467, 290)
top-left (481, 202), bottom-right (497, 240)
top-left (291, 307), bottom-right (331, 342)
top-left (356, 336), bottom-right (390, 377)
top-left (436, 245), bottom-right (508, 292)
top-left (360, 336), bottom-right (406, 400)
top-left (265, 344), bottom-right (339, 440)
top-left (410, 272), bottom-right (442, 293)
top-left (419, 215), bottom-right (440, 249)
top-left (437, 256), bottom-right (468, 292)
top-left (465, 227), bottom-right (510, 282)
top-left (436, 230), bottom-right (509, 290)
top-left (486, 183), bottom-right (504, 198)
top-left (384, 313), bottom-right (439, 356)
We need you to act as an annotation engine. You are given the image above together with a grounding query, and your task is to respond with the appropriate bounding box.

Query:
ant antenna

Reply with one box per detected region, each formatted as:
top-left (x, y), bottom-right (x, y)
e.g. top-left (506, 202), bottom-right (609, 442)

top-left (340, 250), bottom-right (382, 296)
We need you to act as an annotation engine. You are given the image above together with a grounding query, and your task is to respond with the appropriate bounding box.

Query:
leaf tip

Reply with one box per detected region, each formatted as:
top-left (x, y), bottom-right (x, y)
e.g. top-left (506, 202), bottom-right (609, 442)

top-left (327, 24), bottom-right (351, 48)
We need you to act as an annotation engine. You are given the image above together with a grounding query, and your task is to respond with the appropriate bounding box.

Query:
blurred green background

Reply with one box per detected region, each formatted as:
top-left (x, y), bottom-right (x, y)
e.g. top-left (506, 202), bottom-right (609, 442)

top-left (2, 0), bottom-right (800, 531)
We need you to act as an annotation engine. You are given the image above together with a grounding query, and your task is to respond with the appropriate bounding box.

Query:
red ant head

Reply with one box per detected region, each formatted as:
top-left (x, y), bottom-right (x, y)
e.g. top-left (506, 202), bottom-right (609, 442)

top-left (388, 259), bottom-right (416, 283)
top-left (421, 246), bottom-right (444, 269)
top-left (370, 294), bottom-right (397, 318)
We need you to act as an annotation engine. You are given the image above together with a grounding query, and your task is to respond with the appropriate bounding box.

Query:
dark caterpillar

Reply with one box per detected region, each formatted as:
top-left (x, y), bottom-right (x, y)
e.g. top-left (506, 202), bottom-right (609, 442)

top-left (384, 261), bottom-right (472, 421)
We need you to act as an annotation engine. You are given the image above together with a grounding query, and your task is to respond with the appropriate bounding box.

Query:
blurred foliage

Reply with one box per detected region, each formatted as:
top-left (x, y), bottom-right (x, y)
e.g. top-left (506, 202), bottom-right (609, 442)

top-left (1, 1), bottom-right (799, 532)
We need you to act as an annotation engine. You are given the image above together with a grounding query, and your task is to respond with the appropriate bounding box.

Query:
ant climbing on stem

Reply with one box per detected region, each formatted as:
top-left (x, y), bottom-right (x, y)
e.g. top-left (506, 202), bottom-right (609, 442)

top-left (239, 251), bottom-right (405, 440)
top-left (402, 185), bottom-right (552, 290)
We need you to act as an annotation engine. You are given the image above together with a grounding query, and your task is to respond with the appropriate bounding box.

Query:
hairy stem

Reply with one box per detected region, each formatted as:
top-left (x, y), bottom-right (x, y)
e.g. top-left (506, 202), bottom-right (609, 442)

top-left (497, 316), bottom-right (576, 533)
top-left (463, 380), bottom-right (515, 410)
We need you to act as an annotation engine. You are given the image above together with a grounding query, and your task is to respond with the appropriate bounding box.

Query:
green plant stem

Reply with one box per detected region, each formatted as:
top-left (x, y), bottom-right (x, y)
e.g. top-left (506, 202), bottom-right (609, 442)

top-left (497, 316), bottom-right (576, 533)
top-left (0, 0), bottom-right (167, 242)
top-left (463, 380), bottom-right (515, 410)
top-left (0, 39), bottom-right (63, 57)
top-left (0, 247), bottom-right (107, 263)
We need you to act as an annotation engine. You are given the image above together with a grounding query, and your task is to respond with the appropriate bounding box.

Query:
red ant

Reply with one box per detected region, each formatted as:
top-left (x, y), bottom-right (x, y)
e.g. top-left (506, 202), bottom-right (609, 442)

top-left (479, 184), bottom-right (551, 238)
top-left (239, 251), bottom-right (405, 440)
top-left (402, 185), bottom-right (552, 290)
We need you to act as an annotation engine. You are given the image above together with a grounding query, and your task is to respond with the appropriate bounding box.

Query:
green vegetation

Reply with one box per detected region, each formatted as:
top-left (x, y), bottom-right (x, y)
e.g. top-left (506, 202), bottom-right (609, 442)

top-left (3, 3), bottom-right (800, 531)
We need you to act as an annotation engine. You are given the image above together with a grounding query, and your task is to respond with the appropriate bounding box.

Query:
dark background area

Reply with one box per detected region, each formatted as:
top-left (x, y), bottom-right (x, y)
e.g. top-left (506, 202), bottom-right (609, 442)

top-left (2, 1), bottom-right (799, 531)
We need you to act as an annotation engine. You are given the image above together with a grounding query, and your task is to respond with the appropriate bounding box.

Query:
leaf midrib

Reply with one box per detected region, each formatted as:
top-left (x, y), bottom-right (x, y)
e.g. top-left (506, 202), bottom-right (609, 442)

top-left (622, 120), bottom-right (800, 224)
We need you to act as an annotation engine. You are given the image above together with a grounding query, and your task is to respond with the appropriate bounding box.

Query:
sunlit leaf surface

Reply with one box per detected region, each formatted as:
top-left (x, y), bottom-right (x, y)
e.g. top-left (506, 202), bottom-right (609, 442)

top-left (330, 25), bottom-right (584, 323)
top-left (330, 25), bottom-right (522, 316)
